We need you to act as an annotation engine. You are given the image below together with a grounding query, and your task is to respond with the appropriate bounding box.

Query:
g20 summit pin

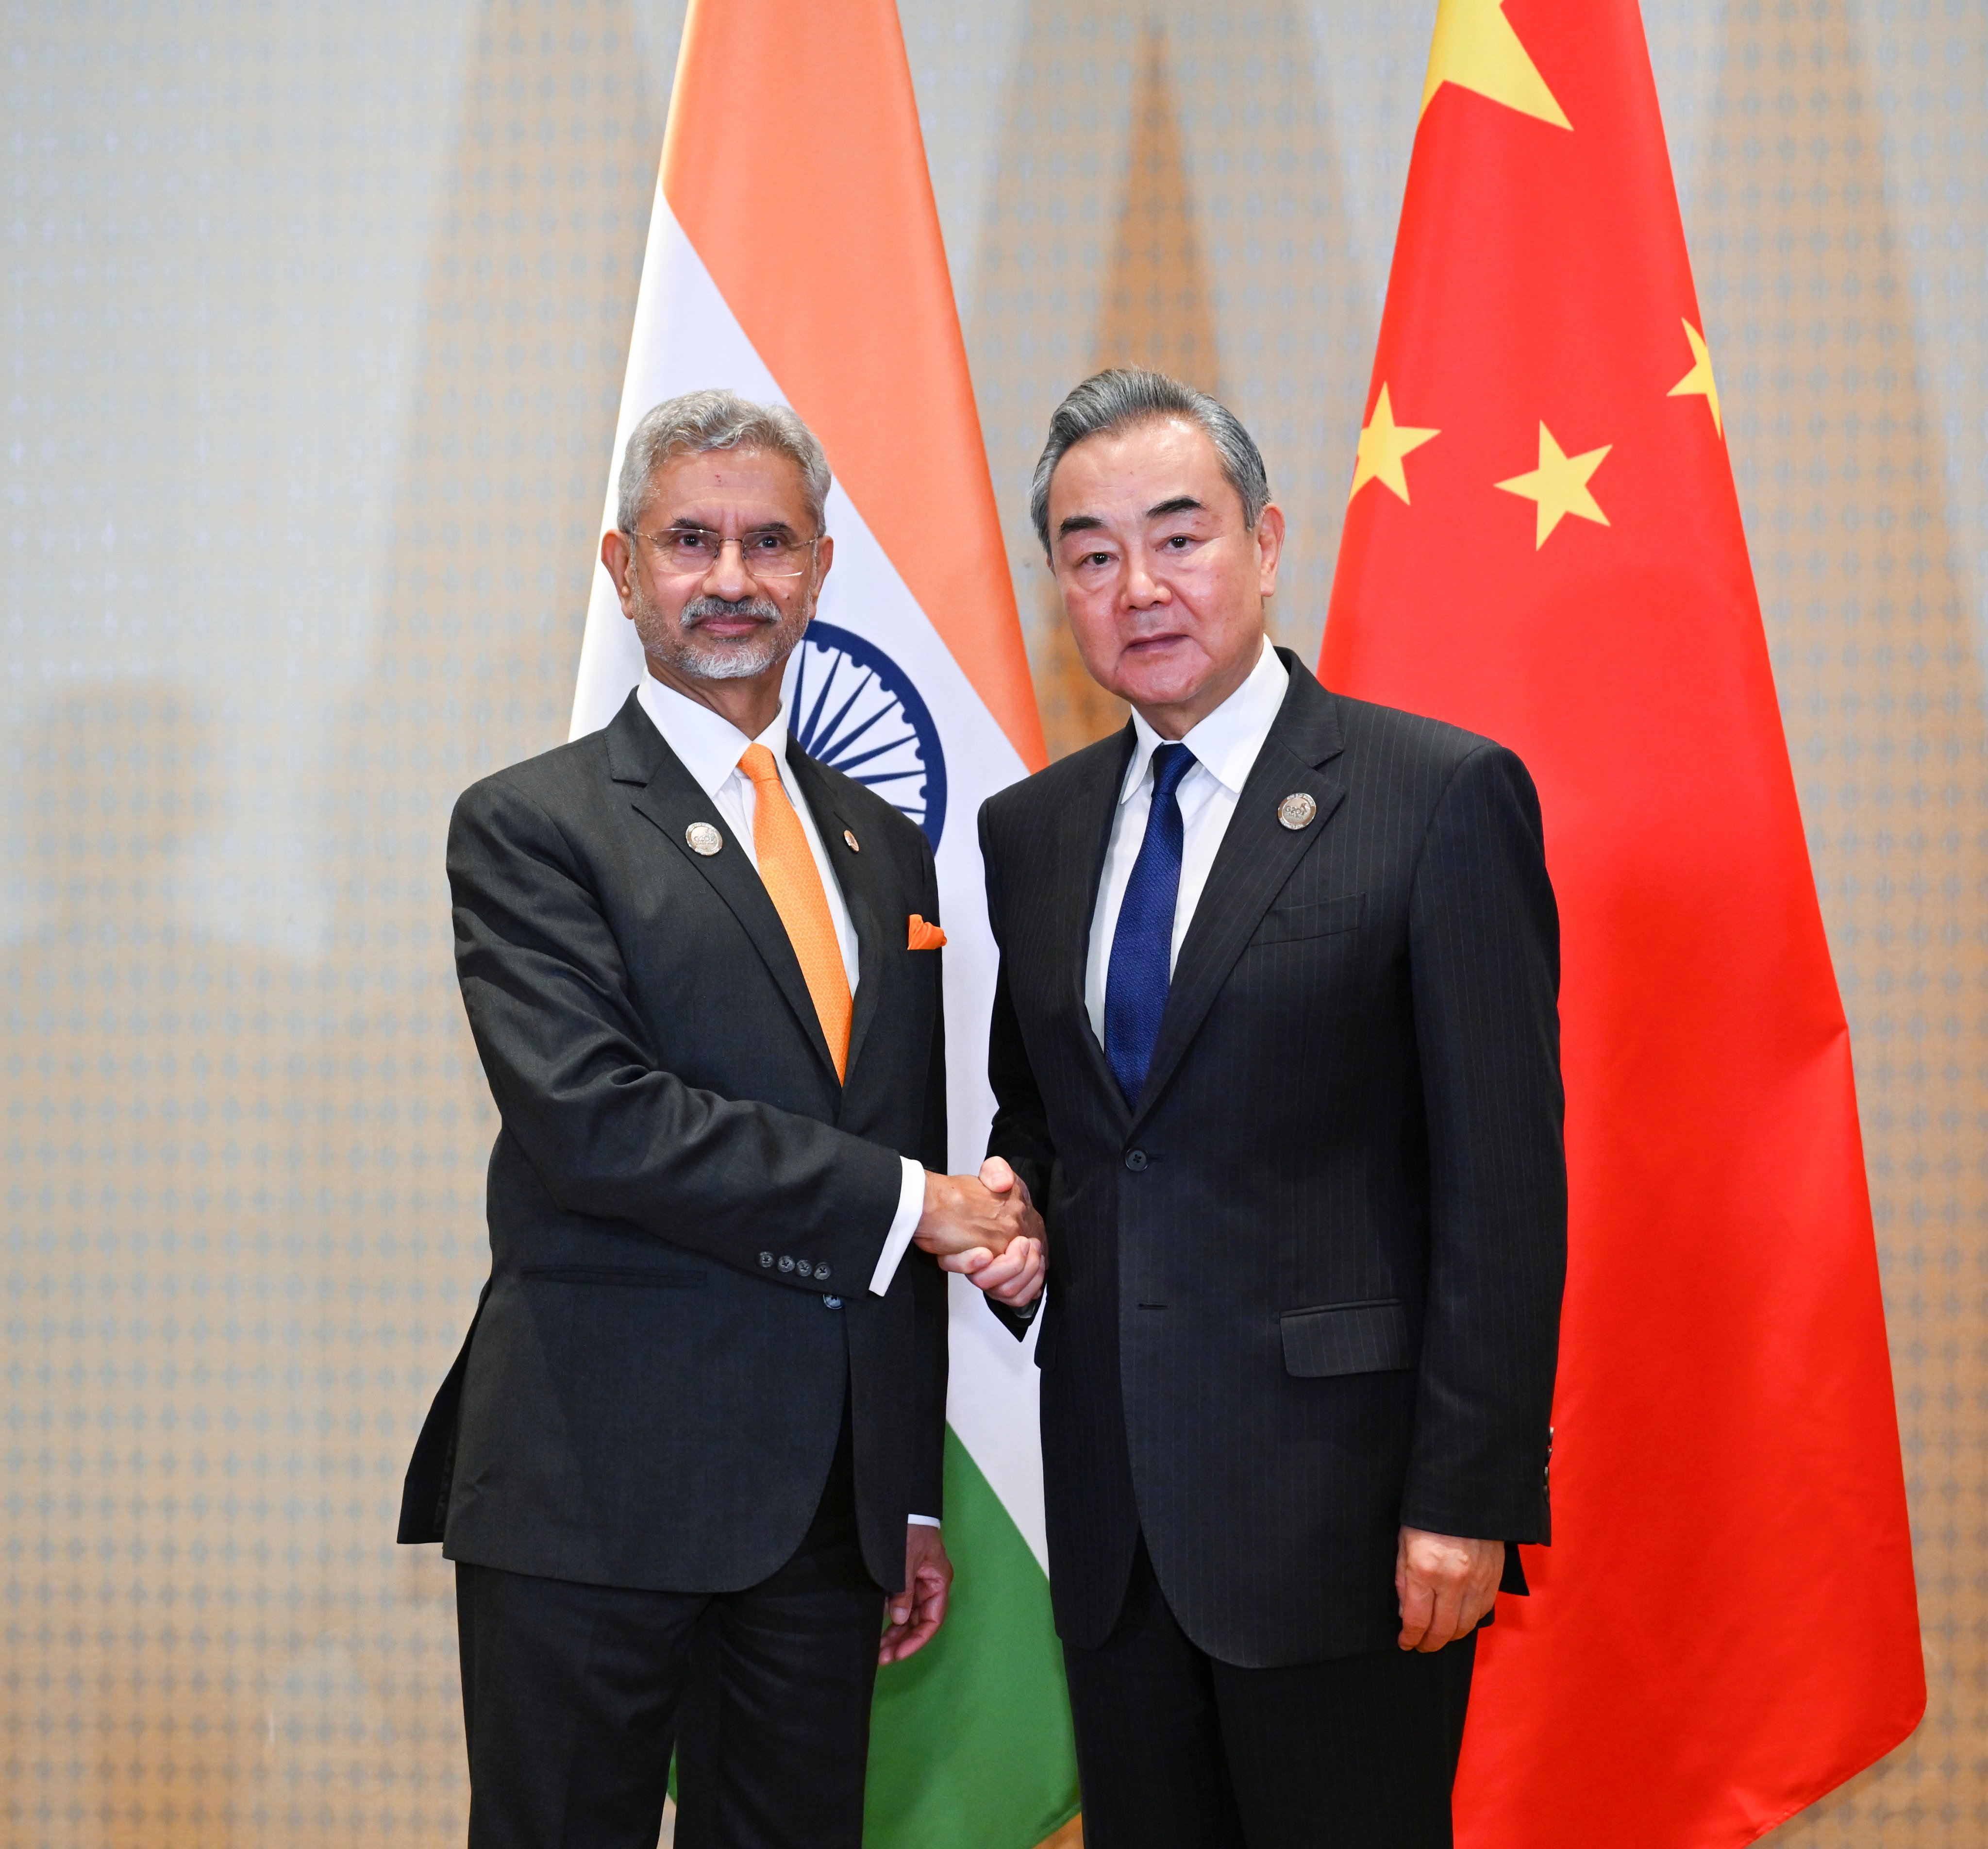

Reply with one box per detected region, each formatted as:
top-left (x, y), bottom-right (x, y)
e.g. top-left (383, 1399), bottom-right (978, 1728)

top-left (685, 823), bottom-right (724, 856)
top-left (1277, 792), bottom-right (1318, 830)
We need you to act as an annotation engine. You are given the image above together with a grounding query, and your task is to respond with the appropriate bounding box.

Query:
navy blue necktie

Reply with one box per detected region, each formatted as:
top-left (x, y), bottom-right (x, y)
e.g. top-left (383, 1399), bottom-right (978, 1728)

top-left (1104, 742), bottom-right (1198, 1106)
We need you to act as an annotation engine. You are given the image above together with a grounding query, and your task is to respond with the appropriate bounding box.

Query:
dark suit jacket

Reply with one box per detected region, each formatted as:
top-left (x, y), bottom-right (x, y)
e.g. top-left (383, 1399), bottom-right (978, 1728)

top-left (979, 653), bottom-right (1565, 1667)
top-left (401, 689), bottom-right (950, 1597)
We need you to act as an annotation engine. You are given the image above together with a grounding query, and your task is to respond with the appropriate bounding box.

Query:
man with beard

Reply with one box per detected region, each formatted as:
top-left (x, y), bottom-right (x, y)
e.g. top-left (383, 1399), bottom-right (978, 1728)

top-left (402, 389), bottom-right (1045, 1849)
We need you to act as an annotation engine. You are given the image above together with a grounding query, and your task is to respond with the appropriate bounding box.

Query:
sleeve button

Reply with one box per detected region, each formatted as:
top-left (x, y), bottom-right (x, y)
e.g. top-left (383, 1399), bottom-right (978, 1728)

top-left (778, 1256), bottom-right (796, 1274)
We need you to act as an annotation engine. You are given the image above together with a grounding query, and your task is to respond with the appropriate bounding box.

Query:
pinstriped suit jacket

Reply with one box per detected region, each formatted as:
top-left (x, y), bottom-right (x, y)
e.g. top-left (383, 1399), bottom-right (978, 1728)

top-left (979, 652), bottom-right (1565, 1667)
top-left (405, 692), bottom-right (950, 1598)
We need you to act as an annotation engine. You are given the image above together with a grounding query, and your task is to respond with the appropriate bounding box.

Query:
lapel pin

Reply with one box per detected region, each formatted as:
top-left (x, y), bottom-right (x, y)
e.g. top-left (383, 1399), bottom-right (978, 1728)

top-left (843, 828), bottom-right (860, 852)
top-left (685, 822), bottom-right (724, 856)
top-left (1277, 792), bottom-right (1318, 831)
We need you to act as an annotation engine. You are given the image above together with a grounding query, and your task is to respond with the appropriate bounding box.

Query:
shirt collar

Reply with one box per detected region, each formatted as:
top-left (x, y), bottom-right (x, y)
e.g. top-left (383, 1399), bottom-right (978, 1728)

top-left (1119, 639), bottom-right (1290, 805)
top-left (635, 668), bottom-right (789, 802)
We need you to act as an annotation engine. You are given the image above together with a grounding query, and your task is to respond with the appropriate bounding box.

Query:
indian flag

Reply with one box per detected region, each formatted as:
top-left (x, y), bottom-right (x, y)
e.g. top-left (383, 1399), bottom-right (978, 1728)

top-left (567, 2), bottom-right (1077, 1844)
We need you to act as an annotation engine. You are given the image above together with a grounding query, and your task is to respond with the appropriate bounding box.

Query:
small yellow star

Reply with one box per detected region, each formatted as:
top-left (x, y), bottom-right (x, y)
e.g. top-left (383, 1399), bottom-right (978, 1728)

top-left (1421, 0), bottom-right (1571, 130)
top-left (1350, 385), bottom-right (1440, 505)
top-left (1668, 319), bottom-right (1722, 437)
top-left (1496, 423), bottom-right (1612, 549)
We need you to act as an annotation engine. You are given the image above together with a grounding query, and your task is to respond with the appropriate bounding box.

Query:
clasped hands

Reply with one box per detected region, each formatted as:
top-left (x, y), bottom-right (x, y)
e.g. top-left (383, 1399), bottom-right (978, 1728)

top-left (912, 1157), bottom-right (1046, 1308)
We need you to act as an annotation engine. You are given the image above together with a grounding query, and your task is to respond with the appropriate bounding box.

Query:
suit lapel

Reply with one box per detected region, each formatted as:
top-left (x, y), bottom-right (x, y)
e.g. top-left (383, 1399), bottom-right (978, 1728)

top-left (1057, 726), bottom-right (1137, 1105)
top-left (606, 692), bottom-right (840, 1083)
top-left (785, 744), bottom-right (889, 1081)
top-left (1128, 657), bottom-right (1347, 1134)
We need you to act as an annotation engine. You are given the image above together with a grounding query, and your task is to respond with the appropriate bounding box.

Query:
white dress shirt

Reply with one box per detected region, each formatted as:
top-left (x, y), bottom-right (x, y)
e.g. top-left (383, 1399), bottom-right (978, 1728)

top-left (635, 672), bottom-right (927, 1309)
top-left (1084, 639), bottom-right (1290, 1044)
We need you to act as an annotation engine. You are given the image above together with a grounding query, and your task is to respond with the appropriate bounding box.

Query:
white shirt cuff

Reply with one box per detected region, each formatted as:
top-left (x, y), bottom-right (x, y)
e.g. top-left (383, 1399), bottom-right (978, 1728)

top-left (868, 1158), bottom-right (926, 1296)
top-left (908, 1513), bottom-right (941, 1528)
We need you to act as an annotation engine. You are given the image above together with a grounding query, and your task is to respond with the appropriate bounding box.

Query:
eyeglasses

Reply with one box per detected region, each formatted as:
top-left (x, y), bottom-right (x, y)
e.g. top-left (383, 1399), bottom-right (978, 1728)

top-left (633, 526), bottom-right (824, 581)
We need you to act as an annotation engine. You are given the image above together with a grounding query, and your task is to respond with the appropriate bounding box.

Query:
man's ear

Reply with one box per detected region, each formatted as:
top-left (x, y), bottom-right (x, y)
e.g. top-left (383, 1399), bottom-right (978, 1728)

top-left (1255, 502), bottom-right (1286, 600)
top-left (601, 529), bottom-right (636, 618)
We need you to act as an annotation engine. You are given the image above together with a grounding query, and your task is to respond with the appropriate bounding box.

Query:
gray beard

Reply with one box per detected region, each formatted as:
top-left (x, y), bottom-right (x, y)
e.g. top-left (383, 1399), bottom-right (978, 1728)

top-left (633, 588), bottom-right (810, 682)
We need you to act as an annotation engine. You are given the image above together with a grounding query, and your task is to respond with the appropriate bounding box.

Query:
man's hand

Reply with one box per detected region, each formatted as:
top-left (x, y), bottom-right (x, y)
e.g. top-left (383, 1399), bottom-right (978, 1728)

top-left (880, 1524), bottom-right (953, 1664)
top-left (913, 1165), bottom-right (1041, 1266)
top-left (943, 1157), bottom-right (1047, 1307)
top-left (1396, 1527), bottom-right (1504, 1651)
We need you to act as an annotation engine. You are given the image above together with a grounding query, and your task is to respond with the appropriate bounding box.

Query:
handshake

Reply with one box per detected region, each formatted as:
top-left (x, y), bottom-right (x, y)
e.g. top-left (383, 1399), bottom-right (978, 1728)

top-left (911, 1156), bottom-right (1047, 1309)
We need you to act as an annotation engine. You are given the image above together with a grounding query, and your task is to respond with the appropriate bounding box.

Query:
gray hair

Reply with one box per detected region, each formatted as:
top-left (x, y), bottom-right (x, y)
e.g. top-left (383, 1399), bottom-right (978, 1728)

top-left (616, 388), bottom-right (832, 535)
top-left (1029, 368), bottom-right (1270, 555)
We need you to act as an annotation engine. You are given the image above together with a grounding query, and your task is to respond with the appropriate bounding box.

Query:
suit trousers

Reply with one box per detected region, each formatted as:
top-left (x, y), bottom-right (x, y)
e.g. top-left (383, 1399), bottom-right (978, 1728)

top-left (1062, 1537), bottom-right (1476, 1849)
top-left (455, 1406), bottom-right (883, 1849)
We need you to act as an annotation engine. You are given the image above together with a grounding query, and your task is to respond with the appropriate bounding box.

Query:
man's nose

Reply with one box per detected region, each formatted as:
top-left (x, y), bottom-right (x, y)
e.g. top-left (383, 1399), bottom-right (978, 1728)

top-left (1122, 552), bottom-right (1170, 608)
top-left (703, 537), bottom-right (752, 599)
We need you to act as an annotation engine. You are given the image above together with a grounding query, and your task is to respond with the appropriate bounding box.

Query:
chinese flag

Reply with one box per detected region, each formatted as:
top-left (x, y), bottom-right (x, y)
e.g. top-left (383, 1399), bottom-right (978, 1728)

top-left (1322, 3), bottom-right (1924, 1845)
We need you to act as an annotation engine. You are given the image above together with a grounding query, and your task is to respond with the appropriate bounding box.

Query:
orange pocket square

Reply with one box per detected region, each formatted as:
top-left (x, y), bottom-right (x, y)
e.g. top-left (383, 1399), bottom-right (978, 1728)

top-left (907, 914), bottom-right (947, 951)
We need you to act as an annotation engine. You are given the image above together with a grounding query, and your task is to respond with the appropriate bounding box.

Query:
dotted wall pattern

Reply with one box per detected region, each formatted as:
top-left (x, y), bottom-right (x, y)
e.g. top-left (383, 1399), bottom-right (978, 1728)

top-left (965, 0), bottom-right (1372, 762)
top-left (1692, 0), bottom-right (1988, 1841)
top-left (5, 2), bottom-right (669, 1841)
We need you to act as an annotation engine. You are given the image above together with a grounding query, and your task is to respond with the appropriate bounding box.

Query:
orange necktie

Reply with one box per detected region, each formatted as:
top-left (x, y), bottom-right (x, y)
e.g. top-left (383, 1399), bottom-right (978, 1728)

top-left (737, 743), bottom-right (853, 1080)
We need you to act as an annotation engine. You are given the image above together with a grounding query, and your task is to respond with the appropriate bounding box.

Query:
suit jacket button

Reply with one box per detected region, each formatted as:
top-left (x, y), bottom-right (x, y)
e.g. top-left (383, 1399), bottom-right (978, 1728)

top-left (1124, 1149), bottom-right (1149, 1172)
top-left (796, 1260), bottom-right (814, 1278)
top-left (778, 1256), bottom-right (796, 1273)
top-left (759, 1252), bottom-right (774, 1268)
top-left (814, 1265), bottom-right (830, 1282)
top-left (822, 1294), bottom-right (843, 1309)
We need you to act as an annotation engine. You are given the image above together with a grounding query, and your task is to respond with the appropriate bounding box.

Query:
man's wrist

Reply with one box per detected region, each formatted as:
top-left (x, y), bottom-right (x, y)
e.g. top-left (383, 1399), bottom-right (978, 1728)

top-left (868, 1159), bottom-right (927, 1296)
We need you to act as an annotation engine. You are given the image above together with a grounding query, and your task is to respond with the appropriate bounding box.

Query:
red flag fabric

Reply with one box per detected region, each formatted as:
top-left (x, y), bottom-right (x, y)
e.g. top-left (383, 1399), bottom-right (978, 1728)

top-left (1321, 3), bottom-right (1923, 1844)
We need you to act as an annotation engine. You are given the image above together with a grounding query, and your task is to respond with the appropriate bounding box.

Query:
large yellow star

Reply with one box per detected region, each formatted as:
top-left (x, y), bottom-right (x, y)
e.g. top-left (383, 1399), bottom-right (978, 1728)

top-left (1668, 318), bottom-right (1722, 437)
top-left (1350, 385), bottom-right (1440, 504)
top-left (1421, 0), bottom-right (1571, 130)
top-left (1496, 422), bottom-right (1612, 548)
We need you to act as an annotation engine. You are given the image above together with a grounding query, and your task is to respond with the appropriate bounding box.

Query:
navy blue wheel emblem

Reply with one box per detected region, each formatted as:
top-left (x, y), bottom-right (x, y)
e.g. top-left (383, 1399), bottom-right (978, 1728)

top-left (788, 621), bottom-right (947, 849)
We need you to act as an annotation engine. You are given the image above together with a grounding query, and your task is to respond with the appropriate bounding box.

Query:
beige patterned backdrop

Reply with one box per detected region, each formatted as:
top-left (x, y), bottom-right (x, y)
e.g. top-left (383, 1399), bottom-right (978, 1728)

top-left (5, 2), bottom-right (1984, 1845)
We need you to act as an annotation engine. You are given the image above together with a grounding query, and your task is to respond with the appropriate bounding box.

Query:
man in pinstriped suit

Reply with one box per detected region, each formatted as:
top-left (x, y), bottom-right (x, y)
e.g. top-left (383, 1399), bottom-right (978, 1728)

top-left (966, 371), bottom-right (1565, 1848)
top-left (402, 391), bottom-right (1043, 1849)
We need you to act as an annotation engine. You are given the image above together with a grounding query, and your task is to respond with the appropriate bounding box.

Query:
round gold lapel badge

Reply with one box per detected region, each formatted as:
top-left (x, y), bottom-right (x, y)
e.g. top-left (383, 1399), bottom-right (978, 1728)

top-left (685, 822), bottom-right (724, 856)
top-left (1277, 792), bottom-right (1318, 831)
top-left (843, 829), bottom-right (860, 852)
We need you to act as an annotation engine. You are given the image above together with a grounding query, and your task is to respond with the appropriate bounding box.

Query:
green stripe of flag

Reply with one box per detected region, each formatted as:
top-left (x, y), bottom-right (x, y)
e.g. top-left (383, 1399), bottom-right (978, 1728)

top-left (865, 1429), bottom-right (1079, 1847)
